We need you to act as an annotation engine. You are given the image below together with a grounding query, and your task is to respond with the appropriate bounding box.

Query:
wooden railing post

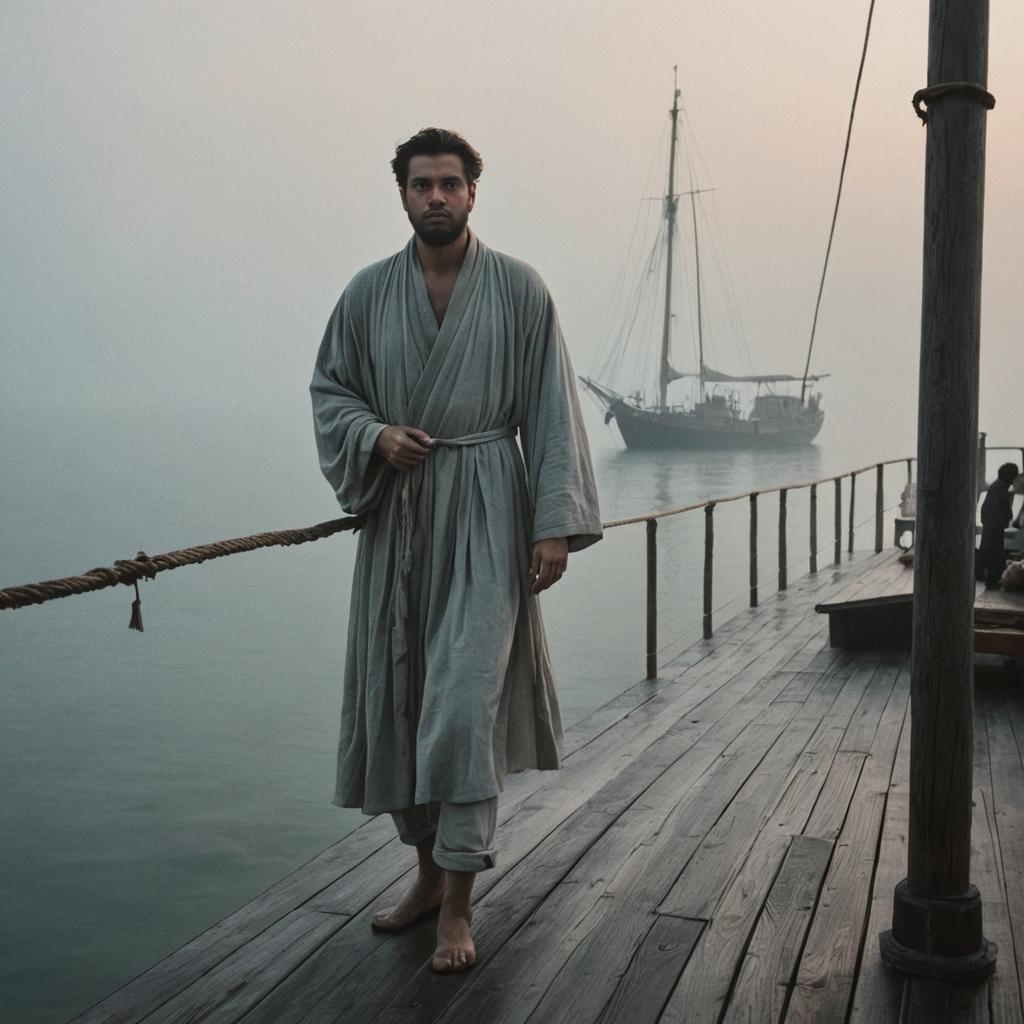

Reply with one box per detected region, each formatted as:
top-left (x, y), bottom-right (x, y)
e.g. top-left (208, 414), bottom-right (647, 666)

top-left (749, 493), bottom-right (758, 608)
top-left (703, 504), bottom-right (714, 639)
top-left (778, 489), bottom-right (788, 591)
top-left (848, 472), bottom-right (856, 553)
top-left (874, 463), bottom-right (884, 553)
top-left (834, 477), bottom-right (842, 565)
top-left (809, 484), bottom-right (818, 574)
top-left (646, 519), bottom-right (657, 680)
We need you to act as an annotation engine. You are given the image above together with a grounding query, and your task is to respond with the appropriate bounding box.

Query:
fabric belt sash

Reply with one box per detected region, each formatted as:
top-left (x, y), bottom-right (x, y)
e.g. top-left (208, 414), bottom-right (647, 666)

top-left (431, 426), bottom-right (517, 449)
top-left (391, 426), bottom-right (517, 761)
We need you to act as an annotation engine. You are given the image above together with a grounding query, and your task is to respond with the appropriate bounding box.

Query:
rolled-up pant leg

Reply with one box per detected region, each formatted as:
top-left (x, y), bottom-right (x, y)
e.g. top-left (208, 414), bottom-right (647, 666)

top-left (390, 798), bottom-right (498, 872)
top-left (433, 797), bottom-right (498, 872)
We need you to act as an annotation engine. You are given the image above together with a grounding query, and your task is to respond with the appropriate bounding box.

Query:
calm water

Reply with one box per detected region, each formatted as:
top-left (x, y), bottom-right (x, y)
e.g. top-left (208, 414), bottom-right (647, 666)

top-left (0, 396), bottom-right (893, 1021)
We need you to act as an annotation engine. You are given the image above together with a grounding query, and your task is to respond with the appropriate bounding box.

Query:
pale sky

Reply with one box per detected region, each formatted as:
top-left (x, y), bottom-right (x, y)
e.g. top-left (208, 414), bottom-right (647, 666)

top-left (2, 0), bottom-right (1022, 449)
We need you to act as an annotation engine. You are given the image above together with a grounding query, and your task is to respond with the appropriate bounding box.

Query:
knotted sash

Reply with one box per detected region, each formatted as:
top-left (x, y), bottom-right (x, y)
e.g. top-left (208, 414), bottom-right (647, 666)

top-left (391, 426), bottom-right (518, 763)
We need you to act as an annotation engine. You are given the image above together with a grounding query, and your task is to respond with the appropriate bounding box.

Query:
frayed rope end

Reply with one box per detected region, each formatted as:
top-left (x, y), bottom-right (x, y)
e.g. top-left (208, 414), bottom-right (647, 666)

top-left (129, 581), bottom-right (144, 632)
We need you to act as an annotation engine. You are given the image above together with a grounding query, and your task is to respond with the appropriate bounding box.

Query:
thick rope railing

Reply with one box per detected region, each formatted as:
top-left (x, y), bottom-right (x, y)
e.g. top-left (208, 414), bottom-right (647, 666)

top-left (0, 516), bottom-right (364, 629)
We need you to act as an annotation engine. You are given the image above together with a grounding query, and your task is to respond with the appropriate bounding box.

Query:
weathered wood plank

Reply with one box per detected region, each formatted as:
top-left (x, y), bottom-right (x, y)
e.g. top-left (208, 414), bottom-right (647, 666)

top-left (971, 787), bottom-right (1019, 1024)
top-left (846, 676), bottom-right (913, 1024)
top-left (839, 651), bottom-right (905, 755)
top-left (658, 653), bottom-right (879, 920)
top-left (787, 667), bottom-right (910, 1022)
top-left (532, 692), bottom-right (827, 1024)
top-left (800, 750), bottom-right (868, 843)
top-left (596, 915), bottom-right (704, 1024)
top-left (511, 897), bottom-right (673, 1024)
top-left (135, 910), bottom-right (346, 1024)
top-left (980, 672), bottom-right (1024, 1022)
top-left (968, 677), bottom-right (1021, 1024)
top-left (815, 555), bottom-right (909, 611)
top-left (804, 661), bottom-right (908, 840)
top-left (524, 680), bottom-right (839, 1022)
top-left (657, 660), bottom-right (898, 1024)
top-left (720, 835), bottom-right (834, 1024)
top-left (68, 819), bottom-right (394, 1024)
top-left (660, 836), bottom-right (792, 1024)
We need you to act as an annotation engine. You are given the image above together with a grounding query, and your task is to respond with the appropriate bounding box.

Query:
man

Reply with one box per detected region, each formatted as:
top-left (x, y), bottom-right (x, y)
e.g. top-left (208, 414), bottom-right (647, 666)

top-left (310, 128), bottom-right (602, 973)
top-left (977, 462), bottom-right (1019, 588)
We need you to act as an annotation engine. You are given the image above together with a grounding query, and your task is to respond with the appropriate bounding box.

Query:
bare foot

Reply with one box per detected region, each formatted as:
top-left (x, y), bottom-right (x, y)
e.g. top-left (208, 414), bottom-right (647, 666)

top-left (431, 898), bottom-right (476, 972)
top-left (371, 876), bottom-right (445, 933)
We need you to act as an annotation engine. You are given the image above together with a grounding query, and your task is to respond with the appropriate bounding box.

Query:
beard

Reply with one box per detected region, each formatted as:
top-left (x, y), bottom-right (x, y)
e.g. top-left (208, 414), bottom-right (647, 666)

top-left (408, 208), bottom-right (469, 248)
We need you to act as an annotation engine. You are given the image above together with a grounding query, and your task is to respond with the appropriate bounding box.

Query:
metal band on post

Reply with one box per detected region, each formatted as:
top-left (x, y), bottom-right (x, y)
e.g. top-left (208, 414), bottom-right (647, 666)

top-left (912, 81), bottom-right (995, 124)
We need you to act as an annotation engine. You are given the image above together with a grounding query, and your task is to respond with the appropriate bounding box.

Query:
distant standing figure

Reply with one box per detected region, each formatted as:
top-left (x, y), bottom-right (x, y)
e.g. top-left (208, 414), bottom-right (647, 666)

top-left (310, 128), bottom-right (602, 972)
top-left (977, 461), bottom-right (1019, 588)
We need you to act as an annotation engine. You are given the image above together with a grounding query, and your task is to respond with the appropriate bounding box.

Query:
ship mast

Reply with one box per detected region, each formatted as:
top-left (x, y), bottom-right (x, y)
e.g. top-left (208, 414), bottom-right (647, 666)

top-left (688, 158), bottom-right (705, 403)
top-left (657, 71), bottom-right (680, 411)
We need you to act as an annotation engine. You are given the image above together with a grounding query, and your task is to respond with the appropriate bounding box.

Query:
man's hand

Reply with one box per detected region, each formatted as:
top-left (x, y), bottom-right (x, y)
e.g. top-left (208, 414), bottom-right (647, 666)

top-left (374, 425), bottom-right (434, 470)
top-left (530, 537), bottom-right (569, 594)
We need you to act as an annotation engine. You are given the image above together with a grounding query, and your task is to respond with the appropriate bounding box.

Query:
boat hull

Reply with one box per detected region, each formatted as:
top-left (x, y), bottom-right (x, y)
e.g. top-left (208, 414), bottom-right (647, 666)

top-left (581, 380), bottom-right (823, 450)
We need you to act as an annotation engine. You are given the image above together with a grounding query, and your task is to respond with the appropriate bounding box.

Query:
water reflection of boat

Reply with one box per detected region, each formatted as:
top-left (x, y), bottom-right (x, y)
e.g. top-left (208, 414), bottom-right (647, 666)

top-left (593, 436), bottom-right (824, 521)
top-left (581, 73), bottom-right (826, 450)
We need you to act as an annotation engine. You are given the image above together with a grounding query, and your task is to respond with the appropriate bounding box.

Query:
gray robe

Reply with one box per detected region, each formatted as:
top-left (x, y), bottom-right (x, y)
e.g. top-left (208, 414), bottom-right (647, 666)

top-left (311, 234), bottom-right (602, 814)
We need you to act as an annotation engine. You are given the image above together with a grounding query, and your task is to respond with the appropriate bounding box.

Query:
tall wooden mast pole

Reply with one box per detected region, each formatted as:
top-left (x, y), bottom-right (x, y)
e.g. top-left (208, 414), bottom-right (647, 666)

top-left (688, 182), bottom-right (705, 401)
top-left (657, 69), bottom-right (680, 411)
top-left (880, 0), bottom-right (996, 982)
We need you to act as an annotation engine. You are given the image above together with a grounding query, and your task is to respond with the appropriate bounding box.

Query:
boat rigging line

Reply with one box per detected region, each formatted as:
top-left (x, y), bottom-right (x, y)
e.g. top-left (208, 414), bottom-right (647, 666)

top-left (800, 0), bottom-right (877, 404)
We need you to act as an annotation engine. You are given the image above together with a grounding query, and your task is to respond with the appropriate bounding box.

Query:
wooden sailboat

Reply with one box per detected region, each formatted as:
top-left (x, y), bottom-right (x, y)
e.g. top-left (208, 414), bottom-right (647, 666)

top-left (581, 75), bottom-right (827, 449)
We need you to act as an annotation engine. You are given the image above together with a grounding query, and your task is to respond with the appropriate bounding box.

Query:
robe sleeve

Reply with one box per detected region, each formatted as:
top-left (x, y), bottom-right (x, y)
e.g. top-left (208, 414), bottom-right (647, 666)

top-left (519, 279), bottom-right (603, 553)
top-left (310, 287), bottom-right (389, 515)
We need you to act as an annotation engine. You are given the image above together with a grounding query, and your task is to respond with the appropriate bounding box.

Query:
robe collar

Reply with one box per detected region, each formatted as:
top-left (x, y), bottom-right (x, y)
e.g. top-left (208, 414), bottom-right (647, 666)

top-left (405, 232), bottom-right (484, 424)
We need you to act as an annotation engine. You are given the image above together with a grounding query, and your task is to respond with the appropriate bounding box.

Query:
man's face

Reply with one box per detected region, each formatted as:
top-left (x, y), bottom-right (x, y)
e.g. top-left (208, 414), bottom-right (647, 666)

top-left (400, 153), bottom-right (476, 248)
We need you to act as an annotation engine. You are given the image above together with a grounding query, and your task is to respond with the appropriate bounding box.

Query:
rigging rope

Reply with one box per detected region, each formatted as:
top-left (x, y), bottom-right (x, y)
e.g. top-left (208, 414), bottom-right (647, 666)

top-left (801, 0), bottom-right (876, 402)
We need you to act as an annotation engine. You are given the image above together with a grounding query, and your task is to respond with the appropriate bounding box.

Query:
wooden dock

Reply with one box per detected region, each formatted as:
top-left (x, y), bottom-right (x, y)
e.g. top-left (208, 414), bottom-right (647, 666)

top-left (71, 550), bottom-right (1024, 1024)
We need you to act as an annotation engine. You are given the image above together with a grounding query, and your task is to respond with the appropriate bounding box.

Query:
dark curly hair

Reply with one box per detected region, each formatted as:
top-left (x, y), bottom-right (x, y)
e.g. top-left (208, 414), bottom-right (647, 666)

top-left (391, 128), bottom-right (483, 188)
